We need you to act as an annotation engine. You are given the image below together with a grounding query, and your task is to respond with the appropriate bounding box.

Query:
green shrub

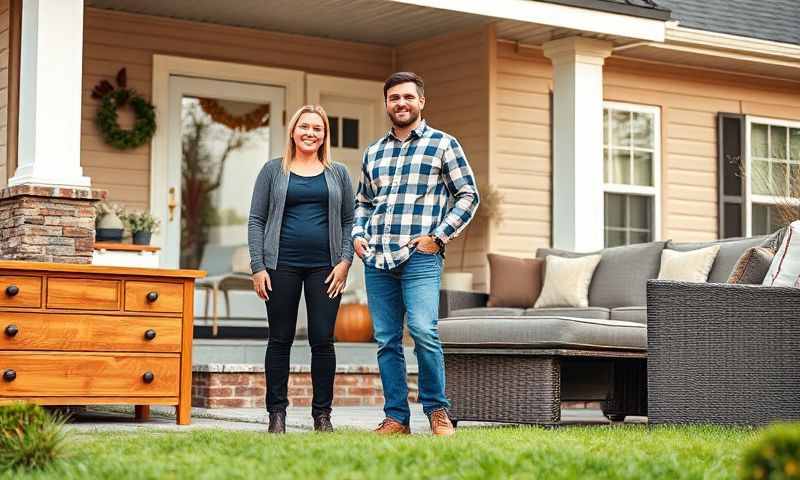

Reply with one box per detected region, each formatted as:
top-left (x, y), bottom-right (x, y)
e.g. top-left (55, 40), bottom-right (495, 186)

top-left (740, 423), bottom-right (800, 480)
top-left (0, 403), bottom-right (70, 471)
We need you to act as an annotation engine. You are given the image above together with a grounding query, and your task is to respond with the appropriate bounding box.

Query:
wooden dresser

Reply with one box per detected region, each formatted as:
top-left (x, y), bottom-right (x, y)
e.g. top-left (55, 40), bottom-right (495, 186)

top-left (0, 261), bottom-right (205, 425)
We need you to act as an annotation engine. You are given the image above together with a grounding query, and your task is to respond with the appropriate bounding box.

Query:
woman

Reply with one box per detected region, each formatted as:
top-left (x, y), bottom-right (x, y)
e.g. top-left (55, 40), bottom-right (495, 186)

top-left (248, 105), bottom-right (354, 434)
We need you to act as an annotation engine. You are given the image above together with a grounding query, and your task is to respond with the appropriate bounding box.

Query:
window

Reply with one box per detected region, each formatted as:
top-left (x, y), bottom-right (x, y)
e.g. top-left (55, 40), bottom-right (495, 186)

top-left (603, 102), bottom-right (661, 247)
top-left (745, 117), bottom-right (800, 236)
top-left (328, 116), bottom-right (360, 149)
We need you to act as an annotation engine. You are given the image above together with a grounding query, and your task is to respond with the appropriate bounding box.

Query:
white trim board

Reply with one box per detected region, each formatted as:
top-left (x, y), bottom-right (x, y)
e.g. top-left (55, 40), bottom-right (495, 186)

top-left (386, 0), bottom-right (666, 42)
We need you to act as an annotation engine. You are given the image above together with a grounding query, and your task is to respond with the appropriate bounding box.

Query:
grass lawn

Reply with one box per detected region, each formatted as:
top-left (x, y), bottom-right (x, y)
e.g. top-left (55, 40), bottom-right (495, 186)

top-left (3, 425), bottom-right (756, 480)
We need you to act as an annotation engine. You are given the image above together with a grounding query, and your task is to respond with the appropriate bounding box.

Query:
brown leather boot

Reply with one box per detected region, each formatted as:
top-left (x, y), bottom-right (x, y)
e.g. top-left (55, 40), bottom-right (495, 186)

top-left (313, 414), bottom-right (334, 432)
top-left (268, 411), bottom-right (286, 434)
top-left (429, 409), bottom-right (455, 437)
top-left (374, 417), bottom-right (411, 435)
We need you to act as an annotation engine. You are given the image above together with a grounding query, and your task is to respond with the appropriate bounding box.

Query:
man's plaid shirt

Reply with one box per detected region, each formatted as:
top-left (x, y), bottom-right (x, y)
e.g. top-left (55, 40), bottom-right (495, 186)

top-left (352, 120), bottom-right (479, 270)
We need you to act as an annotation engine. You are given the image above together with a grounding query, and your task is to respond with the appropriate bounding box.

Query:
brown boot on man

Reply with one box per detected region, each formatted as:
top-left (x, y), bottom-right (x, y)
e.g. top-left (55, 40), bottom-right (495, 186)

top-left (429, 409), bottom-right (455, 437)
top-left (374, 417), bottom-right (411, 435)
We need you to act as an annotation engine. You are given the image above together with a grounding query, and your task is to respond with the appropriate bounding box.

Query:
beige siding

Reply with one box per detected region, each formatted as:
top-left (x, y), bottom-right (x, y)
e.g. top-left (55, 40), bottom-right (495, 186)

top-left (604, 57), bottom-right (800, 241)
top-left (0, 0), bottom-right (9, 186)
top-left (397, 27), bottom-right (491, 290)
top-left (489, 41), bottom-right (800, 263)
top-left (82, 8), bottom-right (393, 211)
top-left (490, 42), bottom-right (552, 259)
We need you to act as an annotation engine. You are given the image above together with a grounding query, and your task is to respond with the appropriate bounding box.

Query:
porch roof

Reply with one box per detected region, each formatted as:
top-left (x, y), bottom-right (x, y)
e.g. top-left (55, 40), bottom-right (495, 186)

top-left (84, 0), bottom-right (667, 47)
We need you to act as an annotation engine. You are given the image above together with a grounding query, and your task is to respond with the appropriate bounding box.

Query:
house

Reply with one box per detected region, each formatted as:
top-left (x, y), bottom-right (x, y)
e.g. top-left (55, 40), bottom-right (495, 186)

top-left (0, 0), bottom-right (798, 293)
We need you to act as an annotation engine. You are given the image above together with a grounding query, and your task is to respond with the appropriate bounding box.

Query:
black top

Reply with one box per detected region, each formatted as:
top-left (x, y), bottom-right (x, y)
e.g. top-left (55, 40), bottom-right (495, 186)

top-left (277, 172), bottom-right (331, 268)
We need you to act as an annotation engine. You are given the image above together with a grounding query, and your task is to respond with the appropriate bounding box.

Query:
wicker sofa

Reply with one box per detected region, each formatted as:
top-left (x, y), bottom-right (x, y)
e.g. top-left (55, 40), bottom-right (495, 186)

top-left (438, 234), bottom-right (775, 426)
top-left (646, 280), bottom-right (800, 425)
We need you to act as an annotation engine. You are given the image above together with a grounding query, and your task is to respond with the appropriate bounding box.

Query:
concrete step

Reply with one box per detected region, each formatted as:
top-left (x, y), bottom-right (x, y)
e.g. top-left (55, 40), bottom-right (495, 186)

top-left (192, 339), bottom-right (417, 367)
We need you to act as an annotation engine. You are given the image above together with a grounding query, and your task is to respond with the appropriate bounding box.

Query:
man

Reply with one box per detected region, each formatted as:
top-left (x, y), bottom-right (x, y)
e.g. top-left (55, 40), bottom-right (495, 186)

top-left (352, 72), bottom-right (479, 436)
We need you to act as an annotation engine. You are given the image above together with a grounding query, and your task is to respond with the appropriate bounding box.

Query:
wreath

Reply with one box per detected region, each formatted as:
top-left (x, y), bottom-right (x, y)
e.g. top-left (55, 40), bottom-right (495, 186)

top-left (91, 68), bottom-right (156, 150)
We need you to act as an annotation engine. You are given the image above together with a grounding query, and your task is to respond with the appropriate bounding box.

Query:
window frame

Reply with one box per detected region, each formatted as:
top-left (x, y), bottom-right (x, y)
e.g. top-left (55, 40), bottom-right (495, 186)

top-left (744, 115), bottom-right (800, 236)
top-left (602, 101), bottom-right (662, 245)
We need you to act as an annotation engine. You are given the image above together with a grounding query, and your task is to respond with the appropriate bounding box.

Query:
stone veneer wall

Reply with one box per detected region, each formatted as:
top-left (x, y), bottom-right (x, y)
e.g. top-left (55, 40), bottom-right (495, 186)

top-left (0, 185), bottom-right (105, 263)
top-left (192, 364), bottom-right (419, 409)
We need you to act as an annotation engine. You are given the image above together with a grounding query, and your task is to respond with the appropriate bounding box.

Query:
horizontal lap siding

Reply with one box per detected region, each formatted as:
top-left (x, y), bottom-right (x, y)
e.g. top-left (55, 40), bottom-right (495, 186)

top-left (604, 57), bottom-right (800, 242)
top-left (491, 43), bottom-right (552, 259)
top-left (82, 8), bottom-right (393, 210)
top-left (0, 0), bottom-right (8, 186)
top-left (397, 27), bottom-right (490, 291)
top-left (489, 43), bottom-right (800, 261)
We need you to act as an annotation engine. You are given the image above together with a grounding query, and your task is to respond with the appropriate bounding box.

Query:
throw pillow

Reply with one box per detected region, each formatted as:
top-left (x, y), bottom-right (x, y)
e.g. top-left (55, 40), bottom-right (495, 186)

top-left (658, 244), bottom-right (720, 282)
top-left (727, 247), bottom-right (775, 284)
top-left (534, 254), bottom-right (601, 309)
top-left (486, 254), bottom-right (544, 308)
top-left (763, 220), bottom-right (800, 287)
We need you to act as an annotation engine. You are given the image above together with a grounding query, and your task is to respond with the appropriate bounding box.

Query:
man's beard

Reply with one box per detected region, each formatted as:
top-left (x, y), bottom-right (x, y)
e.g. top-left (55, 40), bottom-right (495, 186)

top-left (388, 108), bottom-right (420, 128)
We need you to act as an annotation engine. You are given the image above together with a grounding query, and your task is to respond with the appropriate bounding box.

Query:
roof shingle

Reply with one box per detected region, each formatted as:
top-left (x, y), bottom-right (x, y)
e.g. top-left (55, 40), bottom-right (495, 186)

top-left (656, 0), bottom-right (800, 46)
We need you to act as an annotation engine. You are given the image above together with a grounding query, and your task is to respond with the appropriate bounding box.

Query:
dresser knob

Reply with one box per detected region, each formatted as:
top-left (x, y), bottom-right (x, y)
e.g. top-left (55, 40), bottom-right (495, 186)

top-left (4, 325), bottom-right (18, 337)
top-left (146, 291), bottom-right (159, 303)
top-left (144, 329), bottom-right (157, 341)
top-left (5, 285), bottom-right (19, 297)
top-left (3, 369), bottom-right (16, 382)
top-left (142, 371), bottom-right (155, 384)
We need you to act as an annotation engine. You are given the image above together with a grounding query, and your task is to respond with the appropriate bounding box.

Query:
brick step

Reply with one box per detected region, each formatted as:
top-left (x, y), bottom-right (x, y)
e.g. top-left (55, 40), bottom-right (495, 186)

top-left (192, 364), bottom-right (418, 409)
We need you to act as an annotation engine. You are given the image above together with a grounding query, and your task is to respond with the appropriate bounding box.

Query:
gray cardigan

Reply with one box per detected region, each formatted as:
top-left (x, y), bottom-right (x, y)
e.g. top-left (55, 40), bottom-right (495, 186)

top-left (247, 158), bottom-right (355, 273)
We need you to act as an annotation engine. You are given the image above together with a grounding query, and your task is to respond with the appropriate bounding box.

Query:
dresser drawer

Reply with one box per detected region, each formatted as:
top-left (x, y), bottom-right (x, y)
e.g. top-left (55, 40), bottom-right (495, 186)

top-left (0, 276), bottom-right (42, 308)
top-left (0, 312), bottom-right (181, 353)
top-left (47, 277), bottom-right (120, 310)
top-left (125, 281), bottom-right (183, 314)
top-left (0, 353), bottom-right (179, 397)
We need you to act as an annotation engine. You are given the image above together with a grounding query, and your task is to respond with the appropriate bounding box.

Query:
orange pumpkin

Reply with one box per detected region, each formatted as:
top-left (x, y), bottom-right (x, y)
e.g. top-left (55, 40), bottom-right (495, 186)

top-left (335, 304), bottom-right (374, 342)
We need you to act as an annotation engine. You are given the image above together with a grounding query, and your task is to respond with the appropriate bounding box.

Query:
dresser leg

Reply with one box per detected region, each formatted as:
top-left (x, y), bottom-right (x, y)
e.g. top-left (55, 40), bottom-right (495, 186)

top-left (177, 402), bottom-right (191, 425)
top-left (135, 405), bottom-right (150, 422)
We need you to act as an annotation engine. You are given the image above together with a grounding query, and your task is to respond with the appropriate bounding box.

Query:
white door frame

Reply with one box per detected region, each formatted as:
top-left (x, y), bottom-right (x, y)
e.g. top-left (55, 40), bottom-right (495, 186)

top-left (163, 76), bottom-right (285, 268)
top-left (150, 55), bottom-right (304, 255)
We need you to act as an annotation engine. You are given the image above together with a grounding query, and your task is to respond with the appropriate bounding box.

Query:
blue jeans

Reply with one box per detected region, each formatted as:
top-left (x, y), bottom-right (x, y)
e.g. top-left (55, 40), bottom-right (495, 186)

top-left (365, 250), bottom-right (449, 425)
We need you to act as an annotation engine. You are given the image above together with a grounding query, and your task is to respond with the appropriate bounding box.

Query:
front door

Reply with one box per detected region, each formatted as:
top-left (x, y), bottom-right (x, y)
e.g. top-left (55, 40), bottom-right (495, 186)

top-left (163, 76), bottom-right (285, 269)
top-left (307, 75), bottom-right (387, 303)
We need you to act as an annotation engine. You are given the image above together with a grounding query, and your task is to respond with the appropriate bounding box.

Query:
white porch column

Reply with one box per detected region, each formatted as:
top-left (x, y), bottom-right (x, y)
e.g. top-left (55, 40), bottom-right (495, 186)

top-left (543, 37), bottom-right (612, 252)
top-left (9, 0), bottom-right (90, 187)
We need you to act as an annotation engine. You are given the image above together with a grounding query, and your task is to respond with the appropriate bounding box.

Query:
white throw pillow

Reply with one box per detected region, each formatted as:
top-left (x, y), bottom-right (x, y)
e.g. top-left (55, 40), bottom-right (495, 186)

top-left (763, 220), bottom-right (800, 287)
top-left (534, 254), bottom-right (601, 308)
top-left (658, 245), bottom-right (720, 282)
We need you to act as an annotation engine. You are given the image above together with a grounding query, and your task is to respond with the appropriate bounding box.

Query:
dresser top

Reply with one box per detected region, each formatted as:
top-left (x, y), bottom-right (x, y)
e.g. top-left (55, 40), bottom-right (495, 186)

top-left (0, 261), bottom-right (206, 279)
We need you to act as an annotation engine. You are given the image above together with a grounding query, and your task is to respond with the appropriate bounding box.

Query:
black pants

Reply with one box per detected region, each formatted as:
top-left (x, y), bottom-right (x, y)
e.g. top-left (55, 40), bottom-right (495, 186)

top-left (265, 265), bottom-right (341, 417)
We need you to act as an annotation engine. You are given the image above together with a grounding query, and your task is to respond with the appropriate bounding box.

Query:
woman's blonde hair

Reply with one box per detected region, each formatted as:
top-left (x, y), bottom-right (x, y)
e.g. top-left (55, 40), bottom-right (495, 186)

top-left (282, 105), bottom-right (332, 173)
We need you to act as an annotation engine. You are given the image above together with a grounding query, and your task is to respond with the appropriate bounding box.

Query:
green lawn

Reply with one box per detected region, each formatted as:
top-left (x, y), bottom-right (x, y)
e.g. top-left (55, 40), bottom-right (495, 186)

top-left (3, 425), bottom-right (756, 480)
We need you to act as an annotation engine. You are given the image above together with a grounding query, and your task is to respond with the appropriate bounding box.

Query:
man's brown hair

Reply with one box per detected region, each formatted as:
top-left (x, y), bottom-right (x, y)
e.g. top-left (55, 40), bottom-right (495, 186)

top-left (383, 72), bottom-right (425, 100)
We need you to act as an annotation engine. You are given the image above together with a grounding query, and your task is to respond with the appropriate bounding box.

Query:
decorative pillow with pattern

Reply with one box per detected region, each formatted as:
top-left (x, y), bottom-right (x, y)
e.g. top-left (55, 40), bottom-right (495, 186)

top-left (763, 220), bottom-right (800, 288)
top-left (727, 247), bottom-right (774, 284)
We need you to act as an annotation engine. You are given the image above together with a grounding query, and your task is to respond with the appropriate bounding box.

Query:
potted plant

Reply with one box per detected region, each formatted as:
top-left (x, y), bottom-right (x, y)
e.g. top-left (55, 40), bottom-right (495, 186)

top-left (95, 202), bottom-right (125, 242)
top-left (121, 211), bottom-right (161, 245)
top-left (441, 185), bottom-right (504, 291)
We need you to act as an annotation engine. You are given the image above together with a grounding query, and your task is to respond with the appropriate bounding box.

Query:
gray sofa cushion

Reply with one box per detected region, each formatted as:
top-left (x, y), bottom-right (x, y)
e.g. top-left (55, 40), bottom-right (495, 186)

top-left (448, 307), bottom-right (525, 318)
top-left (439, 316), bottom-right (646, 350)
top-left (610, 306), bottom-right (647, 324)
top-left (523, 307), bottom-right (609, 319)
top-left (536, 241), bottom-right (666, 308)
top-left (666, 235), bottom-right (766, 283)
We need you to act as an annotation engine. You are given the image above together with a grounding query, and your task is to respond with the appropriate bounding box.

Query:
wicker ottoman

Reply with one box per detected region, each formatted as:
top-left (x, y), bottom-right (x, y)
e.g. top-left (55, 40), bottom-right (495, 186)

top-left (440, 316), bottom-right (648, 425)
